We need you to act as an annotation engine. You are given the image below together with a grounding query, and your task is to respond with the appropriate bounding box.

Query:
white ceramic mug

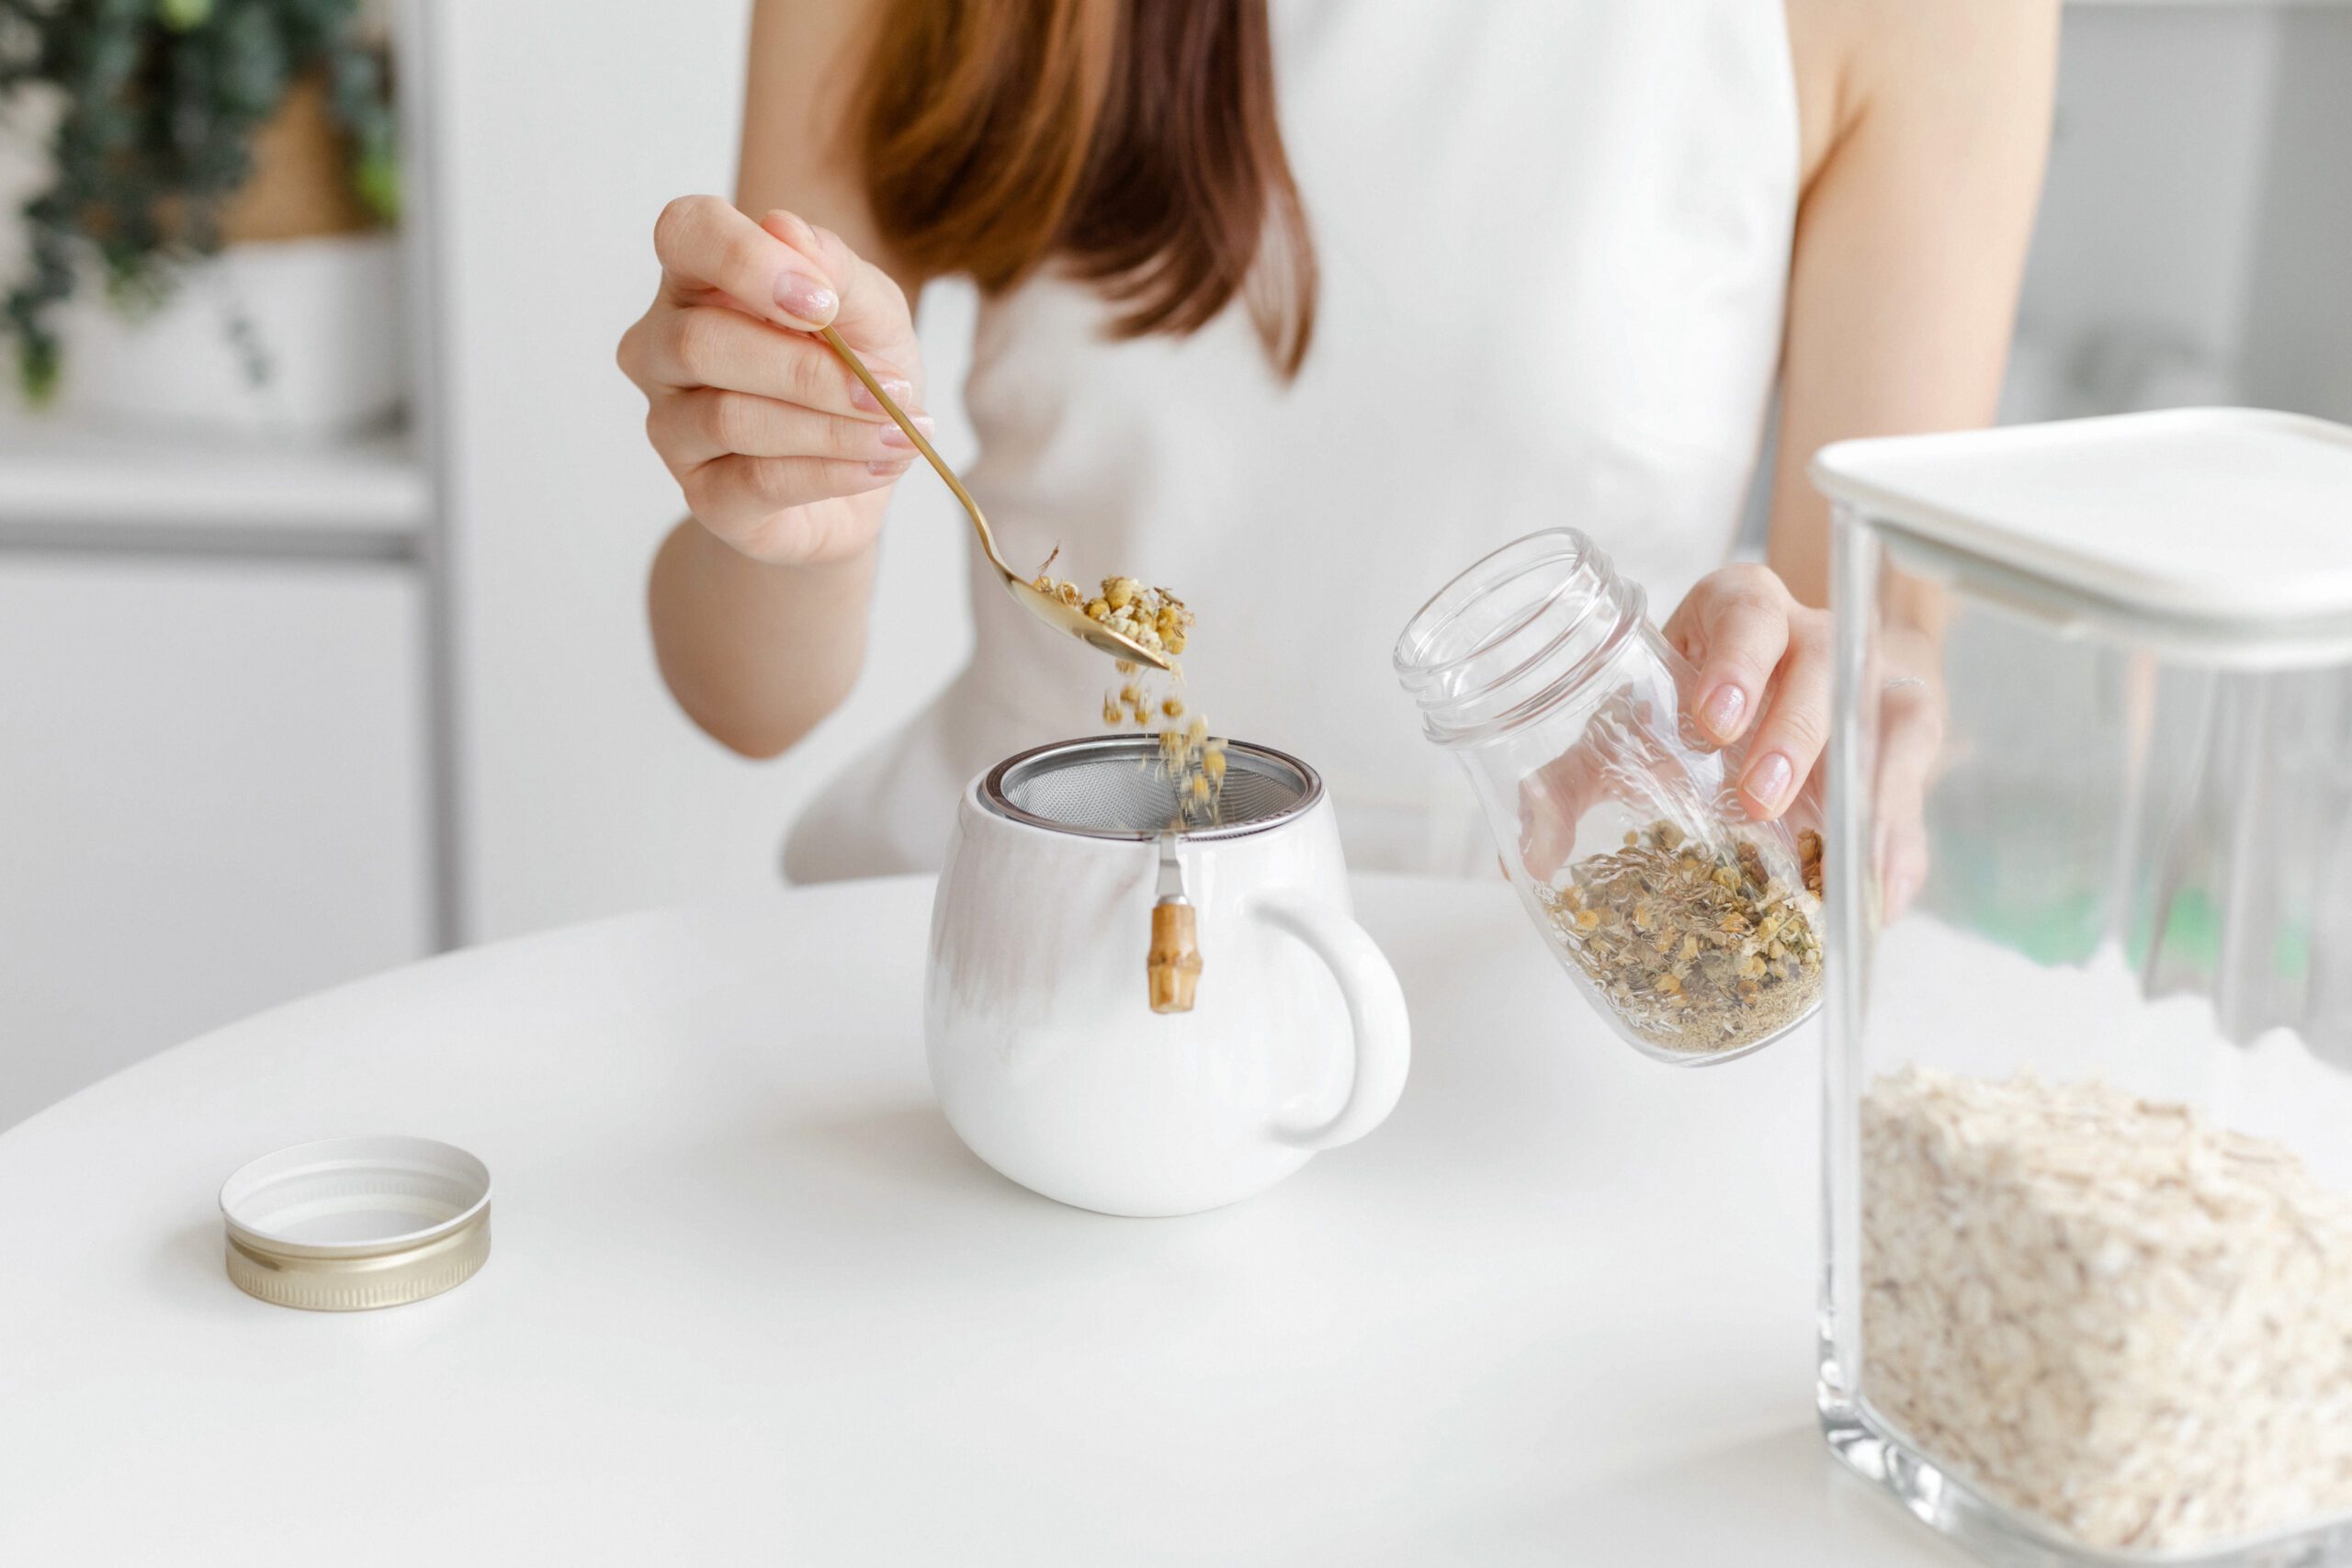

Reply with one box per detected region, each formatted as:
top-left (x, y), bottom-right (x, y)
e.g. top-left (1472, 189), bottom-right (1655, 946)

top-left (925, 739), bottom-right (1411, 1217)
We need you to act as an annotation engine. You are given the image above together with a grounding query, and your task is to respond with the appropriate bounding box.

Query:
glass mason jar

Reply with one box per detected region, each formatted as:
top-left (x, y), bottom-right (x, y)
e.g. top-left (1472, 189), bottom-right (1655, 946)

top-left (1394, 528), bottom-right (1822, 1066)
top-left (1815, 411), bottom-right (2352, 1566)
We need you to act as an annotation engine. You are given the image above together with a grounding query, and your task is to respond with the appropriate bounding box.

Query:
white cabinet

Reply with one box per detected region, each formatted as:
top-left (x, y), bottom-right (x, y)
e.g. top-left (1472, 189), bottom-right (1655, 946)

top-left (0, 556), bottom-right (431, 1127)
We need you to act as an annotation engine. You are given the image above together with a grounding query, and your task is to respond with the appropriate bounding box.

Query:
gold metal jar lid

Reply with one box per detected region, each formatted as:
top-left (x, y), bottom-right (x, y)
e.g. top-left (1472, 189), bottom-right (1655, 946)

top-left (220, 1136), bottom-right (492, 1312)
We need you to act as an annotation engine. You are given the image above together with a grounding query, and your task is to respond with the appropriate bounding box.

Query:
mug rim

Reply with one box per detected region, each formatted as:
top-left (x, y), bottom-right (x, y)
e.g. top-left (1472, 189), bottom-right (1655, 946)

top-left (976, 736), bottom-right (1326, 844)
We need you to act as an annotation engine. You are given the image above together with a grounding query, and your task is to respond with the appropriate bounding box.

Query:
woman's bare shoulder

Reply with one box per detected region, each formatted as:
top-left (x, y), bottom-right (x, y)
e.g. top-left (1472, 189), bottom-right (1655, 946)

top-left (1784, 0), bottom-right (2061, 193)
top-left (740, 0), bottom-right (913, 282)
top-left (741, 0), bottom-right (881, 180)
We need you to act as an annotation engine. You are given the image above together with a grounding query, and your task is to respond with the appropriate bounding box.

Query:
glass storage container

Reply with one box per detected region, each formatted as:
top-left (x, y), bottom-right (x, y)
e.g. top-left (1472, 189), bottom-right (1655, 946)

top-left (1813, 409), bottom-right (2352, 1565)
top-left (1395, 528), bottom-right (1823, 1066)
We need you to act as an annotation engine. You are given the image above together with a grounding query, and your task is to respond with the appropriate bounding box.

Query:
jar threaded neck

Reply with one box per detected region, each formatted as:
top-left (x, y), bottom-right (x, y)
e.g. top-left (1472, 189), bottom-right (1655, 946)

top-left (1393, 528), bottom-right (1648, 748)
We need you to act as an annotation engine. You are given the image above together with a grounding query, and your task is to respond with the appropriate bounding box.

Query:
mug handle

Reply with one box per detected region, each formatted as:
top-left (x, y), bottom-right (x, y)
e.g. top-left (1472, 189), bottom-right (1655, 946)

top-left (1250, 891), bottom-right (1412, 1151)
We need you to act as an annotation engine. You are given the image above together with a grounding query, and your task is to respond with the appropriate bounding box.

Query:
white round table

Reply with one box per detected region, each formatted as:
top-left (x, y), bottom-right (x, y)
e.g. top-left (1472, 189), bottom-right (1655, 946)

top-left (0, 875), bottom-right (1966, 1566)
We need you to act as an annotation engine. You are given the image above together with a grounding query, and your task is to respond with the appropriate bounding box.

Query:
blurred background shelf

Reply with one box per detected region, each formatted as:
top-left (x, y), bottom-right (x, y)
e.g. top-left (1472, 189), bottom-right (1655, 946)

top-left (0, 412), bottom-right (427, 555)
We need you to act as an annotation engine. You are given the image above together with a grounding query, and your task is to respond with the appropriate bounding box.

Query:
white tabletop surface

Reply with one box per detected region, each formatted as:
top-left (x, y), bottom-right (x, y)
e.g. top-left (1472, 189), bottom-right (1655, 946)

top-left (0, 875), bottom-right (1969, 1567)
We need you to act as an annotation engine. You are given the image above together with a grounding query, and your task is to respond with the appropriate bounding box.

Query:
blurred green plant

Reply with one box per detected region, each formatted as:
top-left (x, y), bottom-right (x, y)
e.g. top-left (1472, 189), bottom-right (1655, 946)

top-left (0, 0), bottom-right (397, 401)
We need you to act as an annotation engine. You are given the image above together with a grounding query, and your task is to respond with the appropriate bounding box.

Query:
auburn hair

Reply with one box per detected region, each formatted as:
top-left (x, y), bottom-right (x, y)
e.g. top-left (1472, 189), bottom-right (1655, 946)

top-left (856, 0), bottom-right (1317, 378)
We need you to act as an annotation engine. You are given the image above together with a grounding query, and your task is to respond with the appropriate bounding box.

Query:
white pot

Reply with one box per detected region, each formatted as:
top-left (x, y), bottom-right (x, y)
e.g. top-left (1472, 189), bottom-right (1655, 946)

top-left (51, 232), bottom-right (403, 439)
top-left (925, 739), bottom-right (1412, 1217)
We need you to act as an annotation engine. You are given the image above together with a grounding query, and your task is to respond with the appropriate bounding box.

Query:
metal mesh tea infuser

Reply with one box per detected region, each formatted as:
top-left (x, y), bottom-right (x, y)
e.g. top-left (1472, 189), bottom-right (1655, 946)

top-left (985, 736), bottom-right (1315, 840)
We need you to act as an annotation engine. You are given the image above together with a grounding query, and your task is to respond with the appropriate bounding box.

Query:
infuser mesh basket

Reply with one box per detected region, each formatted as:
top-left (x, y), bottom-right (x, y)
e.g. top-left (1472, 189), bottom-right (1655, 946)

top-left (981, 738), bottom-right (1319, 840)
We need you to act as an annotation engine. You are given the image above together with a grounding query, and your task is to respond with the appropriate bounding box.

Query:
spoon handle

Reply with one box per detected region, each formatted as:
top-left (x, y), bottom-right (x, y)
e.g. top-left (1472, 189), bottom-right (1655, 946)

top-left (819, 325), bottom-right (1013, 579)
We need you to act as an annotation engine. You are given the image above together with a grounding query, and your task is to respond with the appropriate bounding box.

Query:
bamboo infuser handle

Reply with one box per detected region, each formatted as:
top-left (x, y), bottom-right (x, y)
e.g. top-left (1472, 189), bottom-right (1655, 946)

top-left (1148, 901), bottom-right (1204, 1014)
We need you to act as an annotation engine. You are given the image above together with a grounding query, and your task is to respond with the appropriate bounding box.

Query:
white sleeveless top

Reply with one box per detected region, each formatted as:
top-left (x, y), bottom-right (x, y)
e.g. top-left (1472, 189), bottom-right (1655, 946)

top-left (787, 0), bottom-right (1798, 882)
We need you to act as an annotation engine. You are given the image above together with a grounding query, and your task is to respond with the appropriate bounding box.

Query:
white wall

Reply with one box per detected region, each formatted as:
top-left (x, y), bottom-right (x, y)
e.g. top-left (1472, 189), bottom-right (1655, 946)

top-left (2024, 6), bottom-right (2279, 361)
top-left (424, 1), bottom-right (975, 943)
top-left (2003, 3), bottom-right (2352, 423)
top-left (2004, 4), bottom-right (2278, 418)
top-left (2243, 6), bottom-right (2352, 422)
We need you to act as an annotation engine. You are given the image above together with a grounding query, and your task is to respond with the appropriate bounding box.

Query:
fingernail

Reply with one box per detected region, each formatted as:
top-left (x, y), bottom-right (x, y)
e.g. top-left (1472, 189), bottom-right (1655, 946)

top-left (774, 271), bottom-right (837, 325)
top-left (876, 415), bottom-right (933, 452)
top-left (1701, 683), bottom-right (1746, 739)
top-left (867, 456), bottom-right (914, 477)
top-left (1743, 750), bottom-right (1794, 812)
top-left (851, 376), bottom-right (916, 414)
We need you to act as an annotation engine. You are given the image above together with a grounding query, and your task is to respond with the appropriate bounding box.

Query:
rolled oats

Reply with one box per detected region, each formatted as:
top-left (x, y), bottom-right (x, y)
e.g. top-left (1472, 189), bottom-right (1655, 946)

top-left (1861, 1066), bottom-right (2352, 1552)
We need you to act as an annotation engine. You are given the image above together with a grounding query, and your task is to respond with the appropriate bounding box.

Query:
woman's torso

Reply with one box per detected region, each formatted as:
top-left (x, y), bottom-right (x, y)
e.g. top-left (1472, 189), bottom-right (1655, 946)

top-left (788, 0), bottom-right (1800, 882)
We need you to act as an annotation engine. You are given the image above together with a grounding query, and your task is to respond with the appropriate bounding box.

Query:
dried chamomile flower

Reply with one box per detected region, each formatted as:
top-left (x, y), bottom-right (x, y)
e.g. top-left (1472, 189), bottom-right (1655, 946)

top-left (1536, 818), bottom-right (1822, 1054)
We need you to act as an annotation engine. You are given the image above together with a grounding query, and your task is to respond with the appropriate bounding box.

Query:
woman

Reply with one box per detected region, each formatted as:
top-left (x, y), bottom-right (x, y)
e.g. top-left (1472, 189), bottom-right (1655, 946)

top-left (620, 0), bottom-right (2054, 897)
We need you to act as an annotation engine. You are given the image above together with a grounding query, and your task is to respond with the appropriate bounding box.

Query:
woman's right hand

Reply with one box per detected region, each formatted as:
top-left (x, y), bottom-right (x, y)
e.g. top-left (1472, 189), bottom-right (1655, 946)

top-left (617, 195), bottom-right (929, 568)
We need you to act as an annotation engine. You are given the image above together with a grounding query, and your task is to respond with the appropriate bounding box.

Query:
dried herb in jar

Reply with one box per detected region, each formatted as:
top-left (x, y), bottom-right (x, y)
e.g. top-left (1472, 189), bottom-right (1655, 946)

top-left (1536, 818), bottom-right (1824, 1053)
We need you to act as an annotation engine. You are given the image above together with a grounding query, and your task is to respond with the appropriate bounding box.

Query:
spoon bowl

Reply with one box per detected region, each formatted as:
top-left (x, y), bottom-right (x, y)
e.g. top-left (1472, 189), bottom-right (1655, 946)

top-left (822, 326), bottom-right (1173, 674)
top-left (1011, 580), bottom-right (1182, 667)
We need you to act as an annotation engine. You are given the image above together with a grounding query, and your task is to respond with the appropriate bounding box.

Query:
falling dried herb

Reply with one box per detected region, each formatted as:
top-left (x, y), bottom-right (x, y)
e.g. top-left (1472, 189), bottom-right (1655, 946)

top-left (1042, 549), bottom-right (1227, 829)
top-left (1536, 818), bottom-right (1824, 1054)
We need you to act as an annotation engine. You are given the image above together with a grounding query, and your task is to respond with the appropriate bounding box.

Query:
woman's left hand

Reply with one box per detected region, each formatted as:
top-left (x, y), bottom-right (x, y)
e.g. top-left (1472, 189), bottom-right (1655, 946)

top-left (1662, 563), bottom-right (1944, 919)
top-left (1663, 564), bottom-right (1833, 821)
